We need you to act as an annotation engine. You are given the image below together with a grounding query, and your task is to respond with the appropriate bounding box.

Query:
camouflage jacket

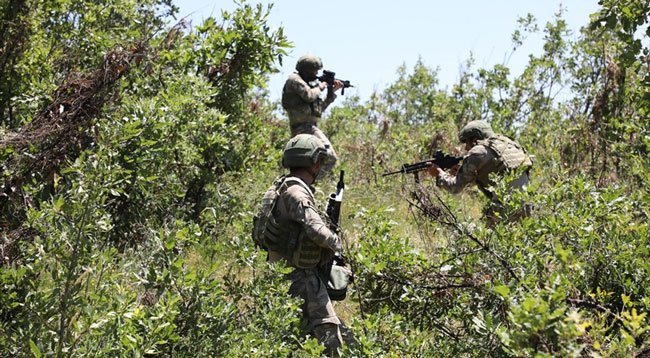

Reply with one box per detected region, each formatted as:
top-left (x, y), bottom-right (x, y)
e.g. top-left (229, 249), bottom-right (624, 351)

top-left (281, 73), bottom-right (336, 127)
top-left (269, 176), bottom-right (340, 269)
top-left (437, 135), bottom-right (532, 198)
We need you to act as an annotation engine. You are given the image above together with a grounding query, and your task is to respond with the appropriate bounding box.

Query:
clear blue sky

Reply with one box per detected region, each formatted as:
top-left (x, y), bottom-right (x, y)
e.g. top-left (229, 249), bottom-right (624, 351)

top-left (174, 1), bottom-right (601, 103)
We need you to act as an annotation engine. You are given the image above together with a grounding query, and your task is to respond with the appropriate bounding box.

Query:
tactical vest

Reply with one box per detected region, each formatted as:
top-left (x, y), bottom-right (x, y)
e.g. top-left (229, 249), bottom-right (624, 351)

top-left (292, 231), bottom-right (323, 269)
top-left (255, 175), bottom-right (328, 269)
top-left (476, 135), bottom-right (533, 199)
top-left (480, 134), bottom-right (533, 170)
top-left (253, 176), bottom-right (308, 257)
top-left (280, 180), bottom-right (324, 269)
top-left (281, 74), bottom-right (324, 125)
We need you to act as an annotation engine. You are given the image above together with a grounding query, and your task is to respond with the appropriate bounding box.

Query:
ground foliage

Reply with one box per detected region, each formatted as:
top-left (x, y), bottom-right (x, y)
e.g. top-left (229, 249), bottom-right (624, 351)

top-left (1, 0), bottom-right (649, 357)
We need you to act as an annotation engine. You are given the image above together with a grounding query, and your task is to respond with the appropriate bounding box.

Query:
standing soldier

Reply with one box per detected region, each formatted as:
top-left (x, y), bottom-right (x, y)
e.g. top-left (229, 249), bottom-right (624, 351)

top-left (263, 134), bottom-right (344, 356)
top-left (430, 120), bottom-right (533, 224)
top-left (282, 54), bottom-right (344, 175)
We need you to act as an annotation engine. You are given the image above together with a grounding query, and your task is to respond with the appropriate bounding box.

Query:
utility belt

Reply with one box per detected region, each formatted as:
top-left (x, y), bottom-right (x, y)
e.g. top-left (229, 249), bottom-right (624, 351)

top-left (290, 119), bottom-right (318, 132)
top-left (283, 253), bottom-right (352, 302)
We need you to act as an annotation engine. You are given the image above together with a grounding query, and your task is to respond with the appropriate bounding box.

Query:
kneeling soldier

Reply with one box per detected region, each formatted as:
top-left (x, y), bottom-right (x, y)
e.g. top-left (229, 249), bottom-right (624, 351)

top-left (431, 120), bottom-right (533, 225)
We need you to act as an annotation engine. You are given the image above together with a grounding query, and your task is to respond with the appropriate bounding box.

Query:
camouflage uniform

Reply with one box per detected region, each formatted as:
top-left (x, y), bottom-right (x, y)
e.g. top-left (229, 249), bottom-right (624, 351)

top-left (266, 176), bottom-right (343, 356)
top-left (282, 71), bottom-right (338, 173)
top-left (437, 134), bottom-right (532, 223)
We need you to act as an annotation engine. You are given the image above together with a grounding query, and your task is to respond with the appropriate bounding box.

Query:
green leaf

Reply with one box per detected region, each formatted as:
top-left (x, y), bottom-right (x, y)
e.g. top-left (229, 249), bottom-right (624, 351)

top-left (164, 238), bottom-right (176, 251)
top-left (29, 340), bottom-right (41, 358)
top-left (52, 196), bottom-right (64, 212)
top-left (493, 285), bottom-right (510, 298)
top-left (622, 293), bottom-right (631, 307)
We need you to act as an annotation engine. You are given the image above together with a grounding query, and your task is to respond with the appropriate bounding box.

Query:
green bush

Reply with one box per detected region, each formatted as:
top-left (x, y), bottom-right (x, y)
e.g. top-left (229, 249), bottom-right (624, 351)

top-left (1, 0), bottom-right (649, 356)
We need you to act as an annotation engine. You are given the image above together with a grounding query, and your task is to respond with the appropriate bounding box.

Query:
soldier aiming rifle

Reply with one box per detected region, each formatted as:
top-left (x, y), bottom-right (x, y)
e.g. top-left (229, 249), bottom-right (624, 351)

top-left (430, 120), bottom-right (533, 225)
top-left (282, 54), bottom-right (354, 176)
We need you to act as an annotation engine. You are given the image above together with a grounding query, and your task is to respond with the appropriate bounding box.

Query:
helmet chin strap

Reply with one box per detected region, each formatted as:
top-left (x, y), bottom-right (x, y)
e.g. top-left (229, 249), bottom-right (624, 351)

top-left (308, 160), bottom-right (323, 183)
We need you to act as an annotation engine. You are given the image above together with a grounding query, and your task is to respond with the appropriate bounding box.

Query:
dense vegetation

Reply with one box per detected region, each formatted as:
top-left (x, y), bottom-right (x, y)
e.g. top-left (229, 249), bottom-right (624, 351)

top-left (1, 0), bottom-right (648, 356)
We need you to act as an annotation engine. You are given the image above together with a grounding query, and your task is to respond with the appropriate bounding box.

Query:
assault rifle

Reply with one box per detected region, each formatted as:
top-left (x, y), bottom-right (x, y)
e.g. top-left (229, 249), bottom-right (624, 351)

top-left (324, 170), bottom-right (351, 301)
top-left (326, 170), bottom-right (345, 229)
top-left (382, 150), bottom-right (463, 181)
top-left (319, 70), bottom-right (353, 95)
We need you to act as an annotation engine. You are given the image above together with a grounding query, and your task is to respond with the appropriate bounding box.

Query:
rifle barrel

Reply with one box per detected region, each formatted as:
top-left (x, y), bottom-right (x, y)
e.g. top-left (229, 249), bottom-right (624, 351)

top-left (381, 169), bottom-right (404, 176)
top-left (383, 156), bottom-right (461, 177)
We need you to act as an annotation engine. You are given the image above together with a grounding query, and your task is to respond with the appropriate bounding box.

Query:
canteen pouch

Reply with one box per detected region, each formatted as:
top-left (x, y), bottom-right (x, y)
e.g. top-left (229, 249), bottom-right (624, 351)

top-left (327, 263), bottom-right (352, 301)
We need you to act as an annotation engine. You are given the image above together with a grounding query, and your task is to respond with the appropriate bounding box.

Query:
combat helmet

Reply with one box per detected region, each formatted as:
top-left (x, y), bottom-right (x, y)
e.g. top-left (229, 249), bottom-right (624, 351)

top-left (295, 54), bottom-right (323, 75)
top-left (458, 120), bottom-right (495, 143)
top-left (282, 134), bottom-right (328, 168)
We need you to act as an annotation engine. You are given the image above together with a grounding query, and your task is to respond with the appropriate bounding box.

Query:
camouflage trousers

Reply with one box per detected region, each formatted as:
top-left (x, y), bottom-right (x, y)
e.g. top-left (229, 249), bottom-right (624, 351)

top-left (484, 200), bottom-right (534, 227)
top-left (290, 122), bottom-right (338, 174)
top-left (287, 268), bottom-right (342, 356)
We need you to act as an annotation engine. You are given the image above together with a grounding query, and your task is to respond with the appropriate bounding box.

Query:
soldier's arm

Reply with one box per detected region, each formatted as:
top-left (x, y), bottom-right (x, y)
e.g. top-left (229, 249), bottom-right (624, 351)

top-left (321, 90), bottom-right (337, 110)
top-left (284, 186), bottom-right (341, 252)
top-left (436, 146), bottom-right (487, 193)
top-left (286, 75), bottom-right (325, 103)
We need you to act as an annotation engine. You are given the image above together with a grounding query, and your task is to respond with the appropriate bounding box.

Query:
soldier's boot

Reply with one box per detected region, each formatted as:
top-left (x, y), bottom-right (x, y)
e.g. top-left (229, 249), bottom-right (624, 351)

top-left (339, 322), bottom-right (358, 348)
top-left (312, 323), bottom-right (342, 358)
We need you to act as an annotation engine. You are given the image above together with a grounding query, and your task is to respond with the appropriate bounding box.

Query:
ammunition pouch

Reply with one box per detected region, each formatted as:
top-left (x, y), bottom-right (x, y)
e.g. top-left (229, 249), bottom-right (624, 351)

top-left (264, 215), bottom-right (300, 256)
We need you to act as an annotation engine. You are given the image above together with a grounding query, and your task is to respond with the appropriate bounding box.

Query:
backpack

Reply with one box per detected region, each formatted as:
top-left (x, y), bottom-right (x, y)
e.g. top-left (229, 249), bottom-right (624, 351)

top-left (252, 176), bottom-right (311, 254)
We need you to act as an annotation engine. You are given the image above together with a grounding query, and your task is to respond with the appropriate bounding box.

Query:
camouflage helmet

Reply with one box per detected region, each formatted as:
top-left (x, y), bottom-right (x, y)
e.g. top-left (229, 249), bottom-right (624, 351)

top-left (295, 54), bottom-right (323, 74)
top-left (282, 134), bottom-right (328, 168)
top-left (458, 120), bottom-right (495, 143)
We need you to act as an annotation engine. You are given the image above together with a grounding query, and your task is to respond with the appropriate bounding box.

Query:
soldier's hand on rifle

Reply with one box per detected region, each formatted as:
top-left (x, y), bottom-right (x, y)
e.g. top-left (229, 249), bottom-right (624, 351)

top-left (331, 79), bottom-right (344, 91)
top-left (427, 164), bottom-right (443, 178)
top-left (328, 221), bottom-right (341, 235)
